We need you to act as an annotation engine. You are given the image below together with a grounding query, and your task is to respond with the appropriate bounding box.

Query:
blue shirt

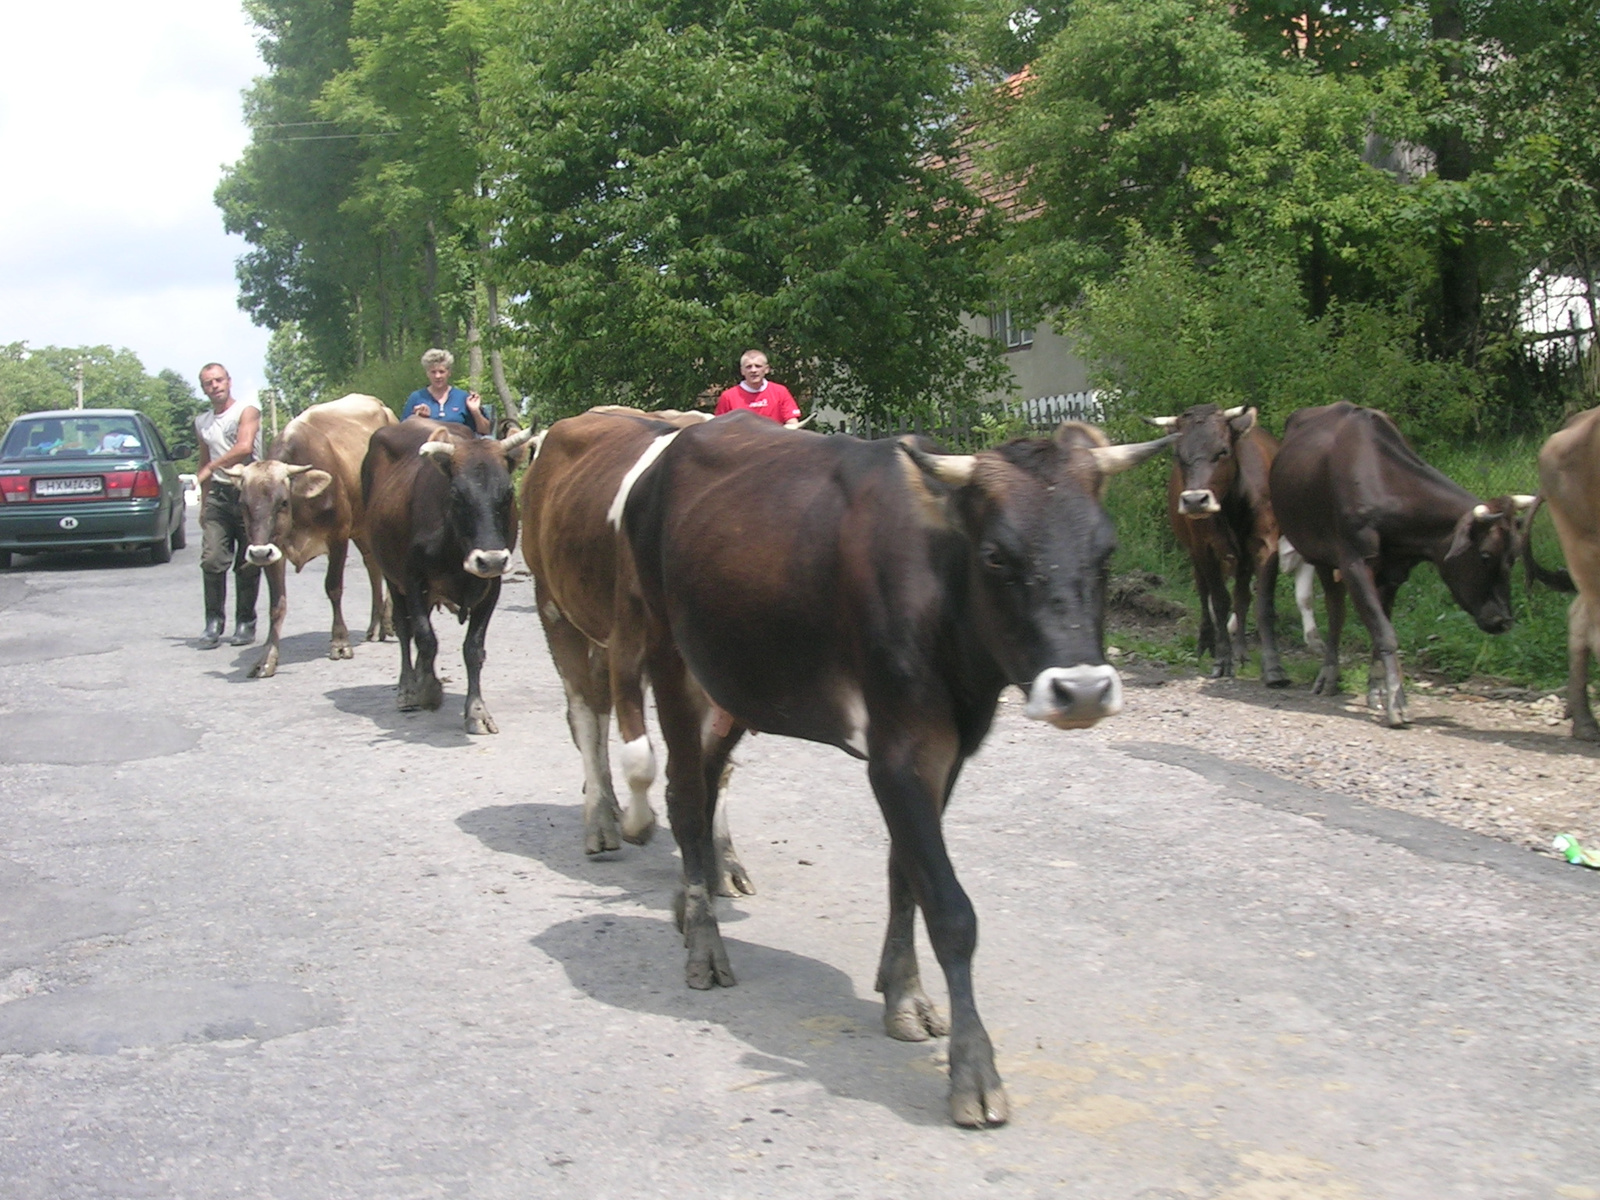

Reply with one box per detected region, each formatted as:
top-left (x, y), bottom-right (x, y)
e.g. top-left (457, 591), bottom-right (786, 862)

top-left (406, 386), bottom-right (476, 430)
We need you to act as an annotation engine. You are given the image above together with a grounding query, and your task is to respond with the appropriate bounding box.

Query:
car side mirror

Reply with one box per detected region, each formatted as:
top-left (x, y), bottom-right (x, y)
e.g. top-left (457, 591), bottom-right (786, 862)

top-left (168, 443), bottom-right (193, 460)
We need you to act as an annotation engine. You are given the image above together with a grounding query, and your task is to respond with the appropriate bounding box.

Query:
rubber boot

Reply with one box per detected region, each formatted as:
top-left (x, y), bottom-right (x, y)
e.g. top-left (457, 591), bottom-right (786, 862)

top-left (230, 567), bottom-right (261, 646)
top-left (200, 572), bottom-right (227, 649)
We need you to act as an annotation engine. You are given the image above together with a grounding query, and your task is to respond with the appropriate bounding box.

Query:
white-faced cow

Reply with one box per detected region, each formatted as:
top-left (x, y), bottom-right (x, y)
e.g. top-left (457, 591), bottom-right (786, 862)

top-left (613, 412), bottom-right (1173, 1128)
top-left (361, 419), bottom-right (536, 734)
top-left (519, 406), bottom-right (753, 893)
top-left (1271, 402), bottom-right (1533, 727)
top-left (1524, 406), bottom-right (1600, 740)
top-left (1146, 404), bottom-right (1288, 684)
top-left (217, 394), bottom-right (397, 680)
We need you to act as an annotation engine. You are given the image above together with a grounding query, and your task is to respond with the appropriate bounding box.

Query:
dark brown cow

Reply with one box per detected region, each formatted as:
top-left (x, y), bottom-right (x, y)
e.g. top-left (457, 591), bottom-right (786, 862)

top-left (1146, 404), bottom-right (1288, 685)
top-left (1270, 402), bottom-right (1532, 726)
top-left (361, 419), bottom-right (536, 734)
top-left (1524, 406), bottom-right (1600, 740)
top-left (519, 405), bottom-right (753, 893)
top-left (218, 394), bottom-right (397, 680)
top-left (615, 412), bottom-right (1173, 1127)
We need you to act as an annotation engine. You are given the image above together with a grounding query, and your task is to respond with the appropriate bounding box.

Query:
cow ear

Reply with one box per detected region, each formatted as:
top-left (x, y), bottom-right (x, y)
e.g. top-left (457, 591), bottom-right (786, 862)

top-left (419, 440), bottom-right (456, 476)
top-left (292, 468), bottom-right (334, 501)
top-left (1227, 407), bottom-right (1258, 436)
top-left (1445, 508), bottom-right (1497, 560)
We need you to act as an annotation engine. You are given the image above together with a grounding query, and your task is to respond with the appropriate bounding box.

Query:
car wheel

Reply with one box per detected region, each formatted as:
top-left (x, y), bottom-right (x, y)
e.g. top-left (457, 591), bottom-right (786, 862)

top-left (171, 516), bottom-right (187, 550)
top-left (149, 535), bottom-right (173, 565)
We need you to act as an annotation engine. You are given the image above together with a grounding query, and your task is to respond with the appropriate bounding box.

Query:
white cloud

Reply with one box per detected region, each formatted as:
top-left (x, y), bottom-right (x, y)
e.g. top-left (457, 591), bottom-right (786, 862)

top-left (0, 1), bottom-right (269, 400)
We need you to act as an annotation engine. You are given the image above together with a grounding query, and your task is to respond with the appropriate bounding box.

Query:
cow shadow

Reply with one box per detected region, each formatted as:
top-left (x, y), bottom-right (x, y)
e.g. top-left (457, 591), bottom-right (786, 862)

top-left (1191, 674), bottom-right (1600, 758)
top-left (322, 683), bottom-right (479, 748)
top-left (529, 914), bottom-right (948, 1128)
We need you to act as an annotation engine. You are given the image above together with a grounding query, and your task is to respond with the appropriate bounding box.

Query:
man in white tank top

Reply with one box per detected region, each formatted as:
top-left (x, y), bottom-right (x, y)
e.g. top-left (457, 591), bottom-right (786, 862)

top-left (194, 363), bottom-right (263, 648)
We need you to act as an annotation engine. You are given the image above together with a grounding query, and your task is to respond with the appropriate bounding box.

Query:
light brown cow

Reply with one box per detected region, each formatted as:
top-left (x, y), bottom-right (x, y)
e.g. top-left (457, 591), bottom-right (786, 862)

top-left (1529, 406), bottom-right (1600, 740)
top-left (217, 394), bottom-right (397, 679)
top-left (520, 406), bottom-right (752, 893)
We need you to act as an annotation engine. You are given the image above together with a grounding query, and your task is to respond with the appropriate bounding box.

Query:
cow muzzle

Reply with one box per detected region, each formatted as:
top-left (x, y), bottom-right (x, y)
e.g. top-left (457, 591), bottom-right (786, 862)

top-left (463, 549), bottom-right (512, 579)
top-left (245, 543), bottom-right (283, 567)
top-left (1024, 665), bottom-right (1123, 729)
top-left (1179, 490), bottom-right (1220, 517)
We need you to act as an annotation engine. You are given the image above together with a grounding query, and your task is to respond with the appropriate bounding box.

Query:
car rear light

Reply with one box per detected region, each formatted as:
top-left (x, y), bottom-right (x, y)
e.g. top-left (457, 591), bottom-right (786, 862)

top-left (103, 471), bottom-right (135, 498)
top-left (132, 469), bottom-right (161, 499)
top-left (0, 475), bottom-right (29, 503)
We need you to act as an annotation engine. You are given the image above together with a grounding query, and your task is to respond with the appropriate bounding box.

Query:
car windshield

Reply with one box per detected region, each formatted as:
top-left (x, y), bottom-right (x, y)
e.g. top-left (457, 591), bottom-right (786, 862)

top-left (0, 416), bottom-right (144, 460)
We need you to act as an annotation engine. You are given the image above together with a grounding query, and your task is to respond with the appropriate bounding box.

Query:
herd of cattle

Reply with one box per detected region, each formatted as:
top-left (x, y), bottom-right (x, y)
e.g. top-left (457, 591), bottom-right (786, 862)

top-left (212, 394), bottom-right (1600, 1128)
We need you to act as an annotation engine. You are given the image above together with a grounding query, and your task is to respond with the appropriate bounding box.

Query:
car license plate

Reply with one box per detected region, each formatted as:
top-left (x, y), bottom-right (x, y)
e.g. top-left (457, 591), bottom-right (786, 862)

top-left (35, 476), bottom-right (103, 497)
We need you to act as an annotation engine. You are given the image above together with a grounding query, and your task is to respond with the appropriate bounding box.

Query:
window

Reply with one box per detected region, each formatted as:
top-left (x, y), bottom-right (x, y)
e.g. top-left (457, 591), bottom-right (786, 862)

top-left (990, 308), bottom-right (1034, 350)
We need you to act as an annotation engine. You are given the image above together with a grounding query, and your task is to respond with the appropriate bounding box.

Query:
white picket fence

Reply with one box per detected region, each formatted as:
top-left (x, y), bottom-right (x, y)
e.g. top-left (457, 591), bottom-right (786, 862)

top-left (1010, 390), bottom-right (1104, 426)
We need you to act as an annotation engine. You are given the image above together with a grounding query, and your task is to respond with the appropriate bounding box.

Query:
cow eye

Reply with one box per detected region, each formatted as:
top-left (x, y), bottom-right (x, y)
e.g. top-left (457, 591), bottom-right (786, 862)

top-left (980, 544), bottom-right (1014, 577)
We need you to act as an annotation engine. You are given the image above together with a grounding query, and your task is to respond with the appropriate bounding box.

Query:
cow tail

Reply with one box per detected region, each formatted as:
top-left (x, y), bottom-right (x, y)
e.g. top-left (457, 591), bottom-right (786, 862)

top-left (1521, 493), bottom-right (1576, 593)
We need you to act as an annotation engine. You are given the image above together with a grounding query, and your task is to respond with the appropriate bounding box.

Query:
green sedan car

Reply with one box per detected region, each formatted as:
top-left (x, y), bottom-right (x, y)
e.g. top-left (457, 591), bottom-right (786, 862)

top-left (0, 409), bottom-right (189, 569)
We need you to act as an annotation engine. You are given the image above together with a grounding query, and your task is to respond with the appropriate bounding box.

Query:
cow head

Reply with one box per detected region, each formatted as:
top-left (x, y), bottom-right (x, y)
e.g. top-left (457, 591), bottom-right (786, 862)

top-left (1146, 404), bottom-right (1256, 518)
top-left (1438, 494), bottom-right (1537, 633)
top-left (903, 421), bottom-right (1173, 729)
top-left (419, 426), bottom-right (538, 578)
top-left (215, 461), bottom-right (334, 568)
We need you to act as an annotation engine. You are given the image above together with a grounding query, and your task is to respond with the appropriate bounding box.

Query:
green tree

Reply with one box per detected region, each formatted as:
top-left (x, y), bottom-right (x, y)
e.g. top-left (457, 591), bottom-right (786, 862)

top-left (482, 0), bottom-right (1005, 419)
top-left (265, 322), bottom-right (335, 414)
top-left (0, 344), bottom-right (201, 454)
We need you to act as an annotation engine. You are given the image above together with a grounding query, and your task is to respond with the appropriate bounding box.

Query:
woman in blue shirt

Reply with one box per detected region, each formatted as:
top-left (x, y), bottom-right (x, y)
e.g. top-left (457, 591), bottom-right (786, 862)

top-left (406, 348), bottom-right (490, 434)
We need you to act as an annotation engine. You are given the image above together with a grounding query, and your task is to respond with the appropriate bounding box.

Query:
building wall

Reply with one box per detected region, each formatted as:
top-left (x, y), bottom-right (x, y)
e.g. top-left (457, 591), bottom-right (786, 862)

top-left (963, 311), bottom-right (1092, 403)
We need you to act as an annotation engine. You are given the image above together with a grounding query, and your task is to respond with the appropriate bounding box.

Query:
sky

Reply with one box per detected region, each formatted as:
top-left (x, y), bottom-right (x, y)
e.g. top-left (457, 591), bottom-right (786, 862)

top-left (0, 2), bottom-right (269, 403)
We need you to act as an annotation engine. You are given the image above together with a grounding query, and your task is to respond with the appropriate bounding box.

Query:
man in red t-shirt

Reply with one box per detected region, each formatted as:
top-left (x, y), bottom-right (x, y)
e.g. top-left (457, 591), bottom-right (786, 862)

top-left (714, 350), bottom-right (801, 427)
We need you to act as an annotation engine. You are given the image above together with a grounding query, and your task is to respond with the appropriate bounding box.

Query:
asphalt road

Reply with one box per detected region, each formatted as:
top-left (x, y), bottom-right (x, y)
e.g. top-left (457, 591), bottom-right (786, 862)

top-left (3, 507), bottom-right (1600, 1200)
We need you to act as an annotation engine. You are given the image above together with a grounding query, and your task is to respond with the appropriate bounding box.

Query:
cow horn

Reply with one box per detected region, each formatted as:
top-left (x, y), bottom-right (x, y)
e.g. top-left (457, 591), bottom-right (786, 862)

top-left (499, 425), bottom-right (537, 454)
top-left (212, 466), bottom-right (242, 485)
top-left (1143, 415), bottom-right (1179, 429)
top-left (283, 463), bottom-right (315, 476)
top-left (1471, 503), bottom-right (1503, 523)
top-left (900, 440), bottom-right (976, 487)
top-left (419, 441), bottom-right (456, 463)
top-left (1222, 405), bottom-right (1249, 418)
top-left (1511, 493), bottom-right (1537, 512)
top-left (1090, 433), bottom-right (1177, 476)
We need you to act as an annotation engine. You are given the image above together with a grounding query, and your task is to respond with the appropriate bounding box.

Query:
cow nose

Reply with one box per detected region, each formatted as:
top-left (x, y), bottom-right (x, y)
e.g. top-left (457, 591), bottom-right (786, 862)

top-left (1024, 664), bottom-right (1123, 729)
top-left (464, 549), bottom-right (511, 578)
top-left (245, 544), bottom-right (282, 567)
top-left (1179, 489), bottom-right (1219, 516)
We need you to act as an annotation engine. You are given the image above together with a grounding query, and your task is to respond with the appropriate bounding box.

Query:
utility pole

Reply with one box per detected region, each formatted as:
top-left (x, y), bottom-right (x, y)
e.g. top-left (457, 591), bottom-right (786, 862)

top-left (74, 360), bottom-right (84, 410)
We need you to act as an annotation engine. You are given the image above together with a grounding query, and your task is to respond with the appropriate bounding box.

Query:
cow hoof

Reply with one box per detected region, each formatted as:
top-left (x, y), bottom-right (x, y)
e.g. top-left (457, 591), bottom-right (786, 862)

top-left (1262, 666), bottom-right (1290, 688)
top-left (884, 990), bottom-right (948, 1042)
top-left (1209, 663), bottom-right (1234, 679)
top-left (622, 813), bottom-right (656, 846)
top-left (1310, 668), bottom-right (1339, 695)
top-left (585, 828), bottom-right (622, 855)
top-left (949, 1079), bottom-right (1009, 1129)
top-left (1573, 722), bottom-right (1600, 743)
top-left (330, 642), bottom-right (353, 661)
top-left (466, 714), bottom-right (499, 735)
top-left (715, 852), bottom-right (756, 897)
top-left (418, 676), bottom-right (444, 711)
top-left (248, 653), bottom-right (278, 680)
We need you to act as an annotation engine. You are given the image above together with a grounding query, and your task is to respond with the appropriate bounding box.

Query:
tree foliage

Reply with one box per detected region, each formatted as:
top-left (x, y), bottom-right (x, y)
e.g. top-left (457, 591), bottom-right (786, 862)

top-left (0, 344), bottom-right (201, 454)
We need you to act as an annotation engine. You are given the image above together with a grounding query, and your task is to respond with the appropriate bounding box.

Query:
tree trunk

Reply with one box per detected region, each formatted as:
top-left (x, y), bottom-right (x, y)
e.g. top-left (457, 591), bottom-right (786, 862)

top-left (485, 279), bottom-right (517, 414)
top-left (1428, 0), bottom-right (1481, 362)
top-left (424, 219), bottom-right (444, 349)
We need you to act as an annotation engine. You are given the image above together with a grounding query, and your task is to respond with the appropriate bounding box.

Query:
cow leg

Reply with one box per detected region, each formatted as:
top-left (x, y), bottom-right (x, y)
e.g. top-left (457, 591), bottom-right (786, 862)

top-left (325, 537), bottom-right (353, 660)
top-left (397, 580), bottom-right (444, 712)
top-left (1191, 560), bottom-right (1216, 657)
top-left (650, 639), bottom-right (734, 990)
top-left (355, 536), bottom-right (391, 642)
top-left (1200, 553), bottom-right (1234, 677)
top-left (607, 589), bottom-right (660, 849)
top-left (1295, 562), bottom-right (1324, 654)
top-left (1253, 548), bottom-right (1288, 687)
top-left (876, 848), bottom-right (950, 1044)
top-left (1340, 561), bottom-right (1405, 726)
top-left (700, 715), bottom-right (753, 897)
top-left (248, 559), bottom-right (288, 679)
top-left (868, 727), bottom-right (1007, 1129)
top-left (391, 585), bottom-right (418, 703)
top-left (537, 583), bottom-right (623, 852)
top-left (461, 577), bottom-right (501, 734)
top-left (1312, 565), bottom-right (1344, 695)
top-left (1568, 595), bottom-right (1600, 741)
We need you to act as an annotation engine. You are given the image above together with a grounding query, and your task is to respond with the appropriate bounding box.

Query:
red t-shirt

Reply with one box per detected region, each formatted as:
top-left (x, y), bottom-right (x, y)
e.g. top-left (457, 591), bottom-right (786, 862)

top-left (715, 381), bottom-right (800, 424)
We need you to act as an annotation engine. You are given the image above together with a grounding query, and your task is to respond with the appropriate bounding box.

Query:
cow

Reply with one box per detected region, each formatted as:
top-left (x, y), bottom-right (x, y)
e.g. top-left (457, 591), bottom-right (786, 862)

top-left (1270, 402), bottom-right (1533, 727)
top-left (520, 406), bottom-right (753, 893)
top-left (1145, 404), bottom-right (1289, 685)
top-left (613, 411), bottom-right (1174, 1128)
top-left (216, 394), bottom-right (398, 680)
top-left (361, 418), bottom-right (536, 734)
top-left (1523, 406), bottom-right (1600, 740)
top-left (1277, 536), bottom-right (1324, 655)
